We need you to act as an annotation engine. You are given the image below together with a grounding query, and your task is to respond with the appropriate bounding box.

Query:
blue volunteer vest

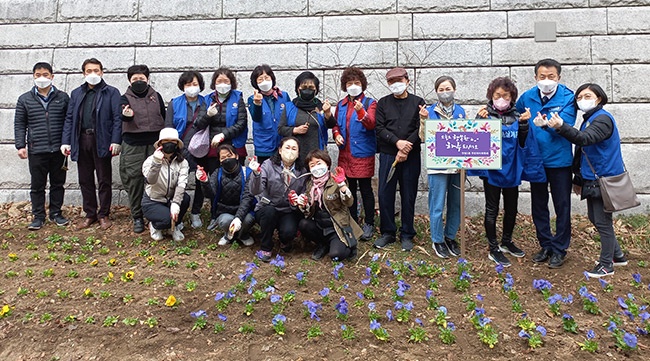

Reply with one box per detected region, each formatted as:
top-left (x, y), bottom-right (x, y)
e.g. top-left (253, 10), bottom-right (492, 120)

top-left (206, 90), bottom-right (248, 149)
top-left (336, 96), bottom-right (376, 158)
top-left (285, 102), bottom-right (328, 150)
top-left (171, 94), bottom-right (207, 137)
top-left (580, 108), bottom-right (624, 180)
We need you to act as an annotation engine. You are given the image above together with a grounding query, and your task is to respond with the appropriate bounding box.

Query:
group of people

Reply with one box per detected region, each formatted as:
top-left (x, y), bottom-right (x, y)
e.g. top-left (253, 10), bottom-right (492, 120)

top-left (14, 58), bottom-right (627, 276)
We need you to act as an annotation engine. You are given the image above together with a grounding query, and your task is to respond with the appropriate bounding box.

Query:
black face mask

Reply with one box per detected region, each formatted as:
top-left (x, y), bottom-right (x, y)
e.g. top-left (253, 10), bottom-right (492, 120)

top-left (162, 142), bottom-right (177, 154)
top-left (221, 157), bottom-right (239, 174)
top-left (131, 80), bottom-right (149, 94)
top-left (299, 88), bottom-right (315, 101)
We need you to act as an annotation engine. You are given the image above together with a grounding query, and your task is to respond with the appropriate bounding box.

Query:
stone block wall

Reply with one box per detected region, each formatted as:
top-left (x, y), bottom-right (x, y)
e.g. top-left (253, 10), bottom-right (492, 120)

top-left (2, 0), bottom-right (650, 214)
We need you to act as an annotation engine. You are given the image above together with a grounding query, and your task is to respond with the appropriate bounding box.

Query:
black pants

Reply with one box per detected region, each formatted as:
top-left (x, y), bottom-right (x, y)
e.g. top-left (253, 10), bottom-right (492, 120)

top-left (378, 152), bottom-right (420, 239)
top-left (483, 179), bottom-right (518, 252)
top-left (78, 133), bottom-right (112, 219)
top-left (299, 218), bottom-right (352, 260)
top-left (119, 142), bottom-right (155, 219)
top-left (587, 192), bottom-right (623, 269)
top-left (192, 156), bottom-right (219, 215)
top-left (141, 193), bottom-right (191, 230)
top-left (348, 177), bottom-right (375, 226)
top-left (530, 166), bottom-right (572, 256)
top-left (28, 152), bottom-right (67, 220)
top-left (255, 205), bottom-right (301, 252)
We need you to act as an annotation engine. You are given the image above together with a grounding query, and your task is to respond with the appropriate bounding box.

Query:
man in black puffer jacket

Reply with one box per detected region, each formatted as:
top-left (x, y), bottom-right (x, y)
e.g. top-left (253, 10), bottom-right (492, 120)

top-left (14, 62), bottom-right (70, 230)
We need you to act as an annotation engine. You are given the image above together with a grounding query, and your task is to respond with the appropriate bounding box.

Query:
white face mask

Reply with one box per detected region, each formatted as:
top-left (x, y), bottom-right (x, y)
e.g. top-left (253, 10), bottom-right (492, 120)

top-left (537, 79), bottom-right (558, 95)
top-left (347, 84), bottom-right (362, 97)
top-left (184, 86), bottom-right (200, 98)
top-left (310, 164), bottom-right (329, 178)
top-left (280, 148), bottom-right (298, 164)
top-left (577, 99), bottom-right (597, 113)
top-left (258, 80), bottom-right (273, 93)
top-left (85, 73), bottom-right (102, 86)
top-left (389, 81), bottom-right (407, 96)
top-left (34, 77), bottom-right (52, 89)
top-left (215, 83), bottom-right (231, 95)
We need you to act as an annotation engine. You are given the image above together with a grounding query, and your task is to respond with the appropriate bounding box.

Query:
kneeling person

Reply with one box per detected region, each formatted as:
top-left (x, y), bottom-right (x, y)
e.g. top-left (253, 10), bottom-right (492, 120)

top-left (142, 128), bottom-right (190, 241)
top-left (197, 144), bottom-right (256, 246)
top-left (297, 150), bottom-right (362, 261)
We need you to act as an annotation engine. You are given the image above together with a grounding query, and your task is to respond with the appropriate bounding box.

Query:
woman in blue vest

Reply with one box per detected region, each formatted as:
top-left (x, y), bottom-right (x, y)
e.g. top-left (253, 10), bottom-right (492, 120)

top-left (278, 71), bottom-right (336, 161)
top-left (547, 83), bottom-right (627, 278)
top-left (471, 77), bottom-right (533, 267)
top-left (195, 67), bottom-right (249, 230)
top-left (331, 67), bottom-right (377, 242)
top-left (196, 144), bottom-right (256, 247)
top-left (164, 71), bottom-right (209, 229)
top-left (419, 76), bottom-right (466, 259)
top-left (248, 64), bottom-right (290, 164)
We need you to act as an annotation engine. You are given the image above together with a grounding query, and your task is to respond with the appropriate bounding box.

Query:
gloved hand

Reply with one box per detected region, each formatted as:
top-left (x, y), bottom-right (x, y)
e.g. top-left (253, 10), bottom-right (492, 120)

top-left (332, 166), bottom-right (346, 186)
top-left (170, 202), bottom-right (180, 221)
top-left (152, 146), bottom-right (164, 163)
top-left (533, 113), bottom-right (549, 128)
top-left (230, 217), bottom-right (242, 233)
top-left (60, 144), bottom-right (71, 156)
top-left (207, 103), bottom-right (218, 117)
top-left (288, 190), bottom-right (299, 206)
top-left (211, 133), bottom-right (225, 148)
top-left (122, 105), bottom-right (134, 117)
top-left (297, 194), bottom-right (308, 207)
top-left (110, 143), bottom-right (121, 156)
top-left (248, 157), bottom-right (261, 175)
top-left (196, 165), bottom-right (208, 182)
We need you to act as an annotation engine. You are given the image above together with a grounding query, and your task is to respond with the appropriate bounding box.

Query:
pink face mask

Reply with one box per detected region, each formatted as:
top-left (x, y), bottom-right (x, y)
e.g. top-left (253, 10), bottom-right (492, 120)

top-left (493, 97), bottom-right (510, 111)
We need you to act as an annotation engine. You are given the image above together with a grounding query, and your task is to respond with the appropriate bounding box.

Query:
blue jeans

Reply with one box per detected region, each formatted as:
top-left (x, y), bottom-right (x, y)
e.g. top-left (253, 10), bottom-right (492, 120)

top-left (530, 166), bottom-right (572, 256)
top-left (428, 173), bottom-right (460, 244)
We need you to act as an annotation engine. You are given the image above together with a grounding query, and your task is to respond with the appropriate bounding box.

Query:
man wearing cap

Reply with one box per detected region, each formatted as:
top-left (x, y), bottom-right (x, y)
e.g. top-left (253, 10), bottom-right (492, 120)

top-left (14, 62), bottom-right (70, 230)
top-left (141, 127), bottom-right (190, 242)
top-left (61, 58), bottom-right (122, 230)
top-left (374, 67), bottom-right (427, 252)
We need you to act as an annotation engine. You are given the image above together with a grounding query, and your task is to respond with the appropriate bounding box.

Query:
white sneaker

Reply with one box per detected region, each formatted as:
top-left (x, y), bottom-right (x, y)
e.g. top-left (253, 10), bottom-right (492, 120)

top-left (149, 223), bottom-right (163, 241)
top-left (218, 236), bottom-right (231, 246)
top-left (190, 214), bottom-right (202, 228)
top-left (176, 221), bottom-right (184, 231)
top-left (172, 226), bottom-right (185, 242)
top-left (240, 236), bottom-right (254, 247)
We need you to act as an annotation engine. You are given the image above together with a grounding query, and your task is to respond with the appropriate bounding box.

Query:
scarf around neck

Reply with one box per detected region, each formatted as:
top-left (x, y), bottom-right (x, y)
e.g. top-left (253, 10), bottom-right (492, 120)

top-left (309, 174), bottom-right (329, 209)
top-left (293, 96), bottom-right (323, 112)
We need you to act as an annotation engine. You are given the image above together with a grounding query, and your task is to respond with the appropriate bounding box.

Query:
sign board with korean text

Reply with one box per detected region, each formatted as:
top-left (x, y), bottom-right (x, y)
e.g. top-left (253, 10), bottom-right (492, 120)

top-left (424, 119), bottom-right (502, 170)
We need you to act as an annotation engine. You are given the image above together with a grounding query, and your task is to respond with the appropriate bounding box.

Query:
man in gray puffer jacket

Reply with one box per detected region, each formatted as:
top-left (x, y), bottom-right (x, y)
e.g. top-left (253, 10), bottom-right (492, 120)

top-left (14, 62), bottom-right (70, 230)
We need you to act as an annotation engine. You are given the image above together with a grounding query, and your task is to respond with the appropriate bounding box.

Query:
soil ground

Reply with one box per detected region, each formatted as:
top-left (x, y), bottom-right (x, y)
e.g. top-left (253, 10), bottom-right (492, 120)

top-left (0, 202), bottom-right (649, 360)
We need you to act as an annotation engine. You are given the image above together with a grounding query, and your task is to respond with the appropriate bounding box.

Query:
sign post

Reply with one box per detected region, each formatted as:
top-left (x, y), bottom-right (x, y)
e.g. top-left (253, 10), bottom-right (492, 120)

top-left (424, 119), bottom-right (502, 256)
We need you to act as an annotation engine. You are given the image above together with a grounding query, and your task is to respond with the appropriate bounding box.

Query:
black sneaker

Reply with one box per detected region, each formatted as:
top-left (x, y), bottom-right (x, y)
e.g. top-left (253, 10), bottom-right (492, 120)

top-left (613, 254), bottom-right (628, 266)
top-left (28, 218), bottom-right (45, 230)
top-left (361, 224), bottom-right (374, 241)
top-left (133, 218), bottom-right (145, 234)
top-left (373, 234), bottom-right (396, 249)
top-left (499, 242), bottom-right (525, 258)
top-left (433, 242), bottom-right (451, 259)
top-left (548, 252), bottom-right (565, 269)
top-left (488, 250), bottom-right (511, 267)
top-left (311, 244), bottom-right (329, 260)
top-left (401, 238), bottom-right (414, 252)
top-left (49, 214), bottom-right (69, 227)
top-left (532, 248), bottom-right (551, 263)
top-left (586, 262), bottom-right (614, 278)
top-left (444, 237), bottom-right (461, 257)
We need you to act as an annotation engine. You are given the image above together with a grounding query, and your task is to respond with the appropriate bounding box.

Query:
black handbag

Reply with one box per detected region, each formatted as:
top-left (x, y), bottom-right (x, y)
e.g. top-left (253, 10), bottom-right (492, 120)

top-left (582, 150), bottom-right (640, 213)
